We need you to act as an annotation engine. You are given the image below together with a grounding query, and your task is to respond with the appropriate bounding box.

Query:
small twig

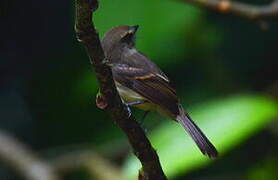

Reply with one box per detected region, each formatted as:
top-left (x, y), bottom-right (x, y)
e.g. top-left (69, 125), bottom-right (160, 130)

top-left (74, 0), bottom-right (167, 179)
top-left (179, 0), bottom-right (278, 20)
top-left (0, 131), bottom-right (58, 180)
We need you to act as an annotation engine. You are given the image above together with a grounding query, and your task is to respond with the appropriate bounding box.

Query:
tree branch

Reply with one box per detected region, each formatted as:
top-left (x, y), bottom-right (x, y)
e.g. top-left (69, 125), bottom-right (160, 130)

top-left (51, 149), bottom-right (124, 180)
top-left (0, 131), bottom-right (58, 180)
top-left (74, 0), bottom-right (167, 179)
top-left (179, 0), bottom-right (278, 20)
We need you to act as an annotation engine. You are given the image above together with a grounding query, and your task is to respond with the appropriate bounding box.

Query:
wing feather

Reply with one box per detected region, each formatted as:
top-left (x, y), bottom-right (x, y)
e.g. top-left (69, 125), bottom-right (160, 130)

top-left (112, 64), bottom-right (179, 115)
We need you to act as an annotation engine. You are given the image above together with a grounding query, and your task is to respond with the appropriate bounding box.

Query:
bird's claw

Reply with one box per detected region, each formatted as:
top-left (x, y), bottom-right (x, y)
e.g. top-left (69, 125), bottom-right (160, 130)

top-left (124, 103), bottom-right (132, 118)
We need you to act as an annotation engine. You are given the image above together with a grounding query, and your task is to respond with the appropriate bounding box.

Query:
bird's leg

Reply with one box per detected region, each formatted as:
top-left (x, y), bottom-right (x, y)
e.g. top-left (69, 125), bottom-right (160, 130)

top-left (123, 100), bottom-right (147, 118)
top-left (124, 100), bottom-right (149, 129)
top-left (125, 100), bottom-right (147, 107)
top-left (139, 111), bottom-right (150, 125)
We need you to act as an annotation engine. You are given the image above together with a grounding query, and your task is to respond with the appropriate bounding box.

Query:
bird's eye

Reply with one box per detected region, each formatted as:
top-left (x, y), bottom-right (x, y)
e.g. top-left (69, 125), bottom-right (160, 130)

top-left (121, 33), bottom-right (134, 43)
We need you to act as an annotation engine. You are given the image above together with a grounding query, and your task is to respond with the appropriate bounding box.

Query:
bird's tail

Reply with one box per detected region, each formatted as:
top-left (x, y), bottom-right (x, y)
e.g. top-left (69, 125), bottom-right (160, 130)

top-left (176, 106), bottom-right (218, 158)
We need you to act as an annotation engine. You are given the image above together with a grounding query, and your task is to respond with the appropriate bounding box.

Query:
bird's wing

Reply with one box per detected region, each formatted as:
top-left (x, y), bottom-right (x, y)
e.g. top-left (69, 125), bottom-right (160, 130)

top-left (120, 50), bottom-right (170, 82)
top-left (112, 63), bottom-right (179, 115)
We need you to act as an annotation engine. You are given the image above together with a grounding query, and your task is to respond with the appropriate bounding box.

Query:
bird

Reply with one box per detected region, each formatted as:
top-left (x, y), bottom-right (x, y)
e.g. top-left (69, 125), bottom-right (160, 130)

top-left (101, 25), bottom-right (218, 158)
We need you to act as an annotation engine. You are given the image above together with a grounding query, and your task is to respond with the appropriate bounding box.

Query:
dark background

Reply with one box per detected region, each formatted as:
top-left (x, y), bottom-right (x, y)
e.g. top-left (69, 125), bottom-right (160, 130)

top-left (0, 0), bottom-right (277, 179)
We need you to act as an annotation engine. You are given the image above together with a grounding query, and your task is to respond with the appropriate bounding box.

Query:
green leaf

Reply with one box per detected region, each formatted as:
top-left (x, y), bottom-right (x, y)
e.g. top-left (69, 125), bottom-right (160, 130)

top-left (123, 94), bottom-right (278, 179)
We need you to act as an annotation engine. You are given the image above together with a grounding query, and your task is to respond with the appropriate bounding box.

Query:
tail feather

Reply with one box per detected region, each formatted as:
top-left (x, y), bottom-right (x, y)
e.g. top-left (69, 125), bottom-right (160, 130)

top-left (176, 106), bottom-right (218, 158)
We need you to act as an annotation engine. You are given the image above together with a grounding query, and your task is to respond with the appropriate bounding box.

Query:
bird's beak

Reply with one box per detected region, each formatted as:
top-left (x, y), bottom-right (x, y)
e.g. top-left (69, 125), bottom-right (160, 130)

top-left (129, 25), bottom-right (139, 34)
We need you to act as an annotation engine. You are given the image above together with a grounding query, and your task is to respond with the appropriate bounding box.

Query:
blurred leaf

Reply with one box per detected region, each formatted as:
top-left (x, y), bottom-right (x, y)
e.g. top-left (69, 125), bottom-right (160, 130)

top-left (94, 0), bottom-right (202, 66)
top-left (123, 94), bottom-right (277, 179)
top-left (247, 158), bottom-right (278, 180)
top-left (73, 70), bottom-right (98, 104)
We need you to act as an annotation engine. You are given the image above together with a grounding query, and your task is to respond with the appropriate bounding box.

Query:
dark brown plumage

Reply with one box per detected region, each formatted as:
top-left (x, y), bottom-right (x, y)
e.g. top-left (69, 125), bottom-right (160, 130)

top-left (101, 25), bottom-right (218, 158)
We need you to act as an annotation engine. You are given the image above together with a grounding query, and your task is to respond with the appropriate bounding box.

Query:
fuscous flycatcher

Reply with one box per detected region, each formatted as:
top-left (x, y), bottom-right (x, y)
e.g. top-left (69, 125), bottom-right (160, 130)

top-left (101, 25), bottom-right (218, 158)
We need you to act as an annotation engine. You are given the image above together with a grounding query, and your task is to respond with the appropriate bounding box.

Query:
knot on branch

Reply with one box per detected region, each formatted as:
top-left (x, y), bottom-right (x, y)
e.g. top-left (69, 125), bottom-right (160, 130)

top-left (75, 27), bottom-right (97, 43)
top-left (218, 0), bottom-right (231, 13)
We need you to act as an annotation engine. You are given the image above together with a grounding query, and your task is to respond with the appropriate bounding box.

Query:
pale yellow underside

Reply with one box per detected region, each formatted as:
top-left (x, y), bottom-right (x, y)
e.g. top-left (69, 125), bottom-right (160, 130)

top-left (115, 82), bottom-right (157, 110)
top-left (115, 82), bottom-right (176, 119)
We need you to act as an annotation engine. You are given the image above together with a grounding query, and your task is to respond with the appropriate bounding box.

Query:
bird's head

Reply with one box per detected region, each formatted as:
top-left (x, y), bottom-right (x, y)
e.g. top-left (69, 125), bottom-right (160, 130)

top-left (102, 25), bottom-right (139, 54)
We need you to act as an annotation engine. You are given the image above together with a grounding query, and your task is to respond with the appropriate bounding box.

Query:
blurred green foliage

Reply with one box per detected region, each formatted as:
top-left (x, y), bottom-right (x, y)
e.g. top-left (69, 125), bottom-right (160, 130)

top-left (123, 94), bottom-right (277, 179)
top-left (1, 0), bottom-right (277, 179)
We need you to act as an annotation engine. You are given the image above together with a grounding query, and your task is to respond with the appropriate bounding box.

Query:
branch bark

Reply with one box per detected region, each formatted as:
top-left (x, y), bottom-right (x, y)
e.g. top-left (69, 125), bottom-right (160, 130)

top-left (74, 0), bottom-right (167, 179)
top-left (179, 0), bottom-right (278, 20)
top-left (0, 131), bottom-right (58, 180)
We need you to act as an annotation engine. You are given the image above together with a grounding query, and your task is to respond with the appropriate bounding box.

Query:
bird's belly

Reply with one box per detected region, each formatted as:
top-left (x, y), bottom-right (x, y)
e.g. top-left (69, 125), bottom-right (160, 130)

top-left (116, 82), bottom-right (157, 111)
